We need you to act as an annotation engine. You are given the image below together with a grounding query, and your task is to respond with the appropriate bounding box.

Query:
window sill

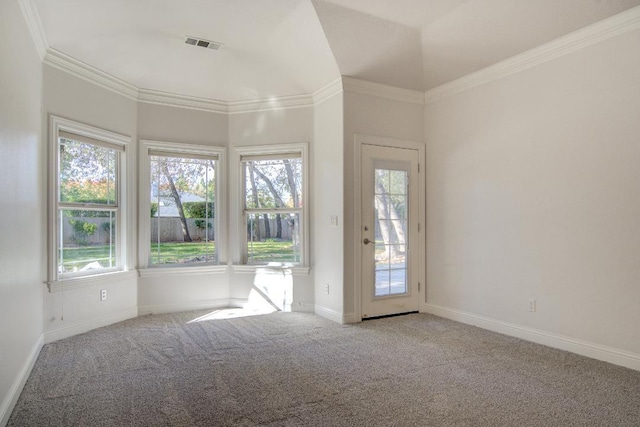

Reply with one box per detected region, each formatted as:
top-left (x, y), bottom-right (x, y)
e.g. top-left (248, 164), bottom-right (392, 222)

top-left (138, 264), bottom-right (228, 278)
top-left (231, 264), bottom-right (310, 276)
top-left (47, 270), bottom-right (137, 293)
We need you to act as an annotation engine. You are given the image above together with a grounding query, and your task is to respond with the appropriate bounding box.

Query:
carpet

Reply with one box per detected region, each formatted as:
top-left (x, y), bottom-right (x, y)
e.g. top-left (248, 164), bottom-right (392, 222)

top-left (8, 311), bottom-right (640, 426)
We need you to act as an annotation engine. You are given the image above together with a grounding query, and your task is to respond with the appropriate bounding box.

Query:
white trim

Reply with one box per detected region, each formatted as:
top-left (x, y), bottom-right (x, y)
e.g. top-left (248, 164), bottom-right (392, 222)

top-left (44, 307), bottom-right (138, 343)
top-left (228, 298), bottom-right (249, 308)
top-left (231, 264), bottom-right (310, 276)
top-left (235, 143), bottom-right (310, 269)
top-left (353, 134), bottom-right (426, 322)
top-left (138, 88), bottom-right (228, 114)
top-left (138, 140), bottom-right (226, 269)
top-left (423, 303), bottom-right (640, 372)
top-left (227, 94), bottom-right (314, 114)
top-left (294, 302), bottom-right (315, 313)
top-left (424, 5), bottom-right (640, 104)
top-left (0, 334), bottom-right (43, 427)
top-left (314, 305), bottom-right (345, 324)
top-left (49, 116), bottom-right (132, 284)
top-left (44, 49), bottom-right (138, 100)
top-left (18, 0), bottom-right (48, 60)
top-left (343, 76), bottom-right (424, 105)
top-left (52, 115), bottom-right (130, 147)
top-left (312, 77), bottom-right (344, 105)
top-left (47, 270), bottom-right (137, 293)
top-left (138, 299), bottom-right (230, 316)
top-left (138, 265), bottom-right (228, 278)
top-left (342, 312), bottom-right (359, 324)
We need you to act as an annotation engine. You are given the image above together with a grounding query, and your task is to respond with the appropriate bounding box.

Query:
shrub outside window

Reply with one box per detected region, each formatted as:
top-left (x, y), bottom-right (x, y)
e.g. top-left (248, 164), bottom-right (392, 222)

top-left (240, 145), bottom-right (307, 266)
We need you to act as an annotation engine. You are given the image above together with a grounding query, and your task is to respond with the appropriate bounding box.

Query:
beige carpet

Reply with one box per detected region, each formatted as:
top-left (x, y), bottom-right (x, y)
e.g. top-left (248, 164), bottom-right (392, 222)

top-left (8, 311), bottom-right (640, 426)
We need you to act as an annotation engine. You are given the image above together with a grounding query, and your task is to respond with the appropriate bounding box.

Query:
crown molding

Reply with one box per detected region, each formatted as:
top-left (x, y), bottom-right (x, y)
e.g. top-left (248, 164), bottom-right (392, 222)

top-left (312, 77), bottom-right (343, 105)
top-left (44, 49), bottom-right (139, 100)
top-left (425, 5), bottom-right (640, 104)
top-left (18, 0), bottom-right (48, 60)
top-left (227, 93), bottom-right (314, 114)
top-left (342, 76), bottom-right (424, 105)
top-left (138, 88), bottom-right (228, 114)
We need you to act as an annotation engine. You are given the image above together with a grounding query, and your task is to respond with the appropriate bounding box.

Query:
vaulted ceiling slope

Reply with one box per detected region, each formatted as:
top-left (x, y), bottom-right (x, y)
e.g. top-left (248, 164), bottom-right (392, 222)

top-left (32, 0), bottom-right (640, 102)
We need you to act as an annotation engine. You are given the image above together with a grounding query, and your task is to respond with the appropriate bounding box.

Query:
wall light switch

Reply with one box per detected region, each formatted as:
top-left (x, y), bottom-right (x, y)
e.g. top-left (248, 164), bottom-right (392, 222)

top-left (330, 215), bottom-right (338, 226)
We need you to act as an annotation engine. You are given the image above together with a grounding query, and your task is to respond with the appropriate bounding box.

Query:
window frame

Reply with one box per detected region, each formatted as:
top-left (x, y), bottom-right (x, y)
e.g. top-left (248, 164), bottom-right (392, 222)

top-left (235, 143), bottom-right (309, 271)
top-left (48, 116), bottom-right (130, 283)
top-left (138, 140), bottom-right (226, 275)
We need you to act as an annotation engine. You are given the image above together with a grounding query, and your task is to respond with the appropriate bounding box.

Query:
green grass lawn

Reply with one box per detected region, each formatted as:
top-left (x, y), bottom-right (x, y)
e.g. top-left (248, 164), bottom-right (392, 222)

top-left (61, 240), bottom-right (295, 270)
top-left (247, 240), bottom-right (299, 263)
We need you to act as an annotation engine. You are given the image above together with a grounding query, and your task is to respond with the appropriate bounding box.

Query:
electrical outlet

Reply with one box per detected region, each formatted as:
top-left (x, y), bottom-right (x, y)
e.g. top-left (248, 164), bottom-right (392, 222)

top-left (324, 284), bottom-right (329, 294)
top-left (100, 289), bottom-right (107, 301)
top-left (528, 299), bottom-right (536, 312)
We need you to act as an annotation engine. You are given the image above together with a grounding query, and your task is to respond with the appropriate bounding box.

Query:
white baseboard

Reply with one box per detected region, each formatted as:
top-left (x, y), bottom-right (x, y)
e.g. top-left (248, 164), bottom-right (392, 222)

top-left (314, 305), bottom-right (356, 324)
top-left (44, 307), bottom-right (138, 344)
top-left (343, 312), bottom-right (359, 324)
top-left (423, 303), bottom-right (640, 372)
top-left (293, 302), bottom-right (315, 313)
top-left (138, 299), bottom-right (230, 316)
top-left (228, 298), bottom-right (248, 308)
top-left (0, 333), bottom-right (43, 427)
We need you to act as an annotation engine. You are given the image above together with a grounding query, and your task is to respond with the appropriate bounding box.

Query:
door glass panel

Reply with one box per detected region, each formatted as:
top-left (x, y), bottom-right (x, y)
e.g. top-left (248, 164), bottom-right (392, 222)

top-left (374, 168), bottom-right (408, 297)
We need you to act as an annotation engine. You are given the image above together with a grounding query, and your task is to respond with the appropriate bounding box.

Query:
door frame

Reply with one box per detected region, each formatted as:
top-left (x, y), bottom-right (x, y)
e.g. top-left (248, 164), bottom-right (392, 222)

top-left (354, 134), bottom-right (426, 321)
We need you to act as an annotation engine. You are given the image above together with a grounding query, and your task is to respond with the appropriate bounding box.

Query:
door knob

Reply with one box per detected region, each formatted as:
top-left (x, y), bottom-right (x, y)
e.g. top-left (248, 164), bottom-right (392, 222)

top-left (363, 238), bottom-right (372, 245)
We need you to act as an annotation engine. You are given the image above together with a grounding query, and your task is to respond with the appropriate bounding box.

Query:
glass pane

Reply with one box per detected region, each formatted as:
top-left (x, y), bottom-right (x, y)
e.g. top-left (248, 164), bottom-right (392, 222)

top-left (59, 138), bottom-right (117, 204)
top-left (149, 156), bottom-right (216, 265)
top-left (375, 268), bottom-right (391, 297)
top-left (375, 169), bottom-right (390, 194)
top-left (389, 170), bottom-right (407, 195)
top-left (390, 220), bottom-right (407, 244)
top-left (246, 212), bottom-right (300, 265)
top-left (373, 168), bottom-right (409, 297)
top-left (391, 195), bottom-right (408, 219)
top-left (59, 209), bottom-right (116, 274)
top-left (245, 158), bottom-right (302, 209)
top-left (389, 268), bottom-right (407, 294)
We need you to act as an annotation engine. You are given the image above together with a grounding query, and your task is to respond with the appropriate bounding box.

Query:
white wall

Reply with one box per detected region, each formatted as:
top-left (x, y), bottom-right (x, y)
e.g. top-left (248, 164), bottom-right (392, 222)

top-left (137, 103), bottom-right (230, 314)
top-left (42, 65), bottom-right (138, 342)
top-left (424, 28), bottom-right (640, 361)
top-left (312, 92), bottom-right (345, 320)
top-left (0, 1), bottom-right (45, 424)
top-left (342, 91), bottom-right (425, 320)
top-left (228, 108), bottom-right (315, 310)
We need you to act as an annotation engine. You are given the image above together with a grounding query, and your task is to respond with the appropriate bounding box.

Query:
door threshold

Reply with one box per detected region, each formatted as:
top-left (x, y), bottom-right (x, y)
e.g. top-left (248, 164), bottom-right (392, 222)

top-left (362, 311), bottom-right (418, 321)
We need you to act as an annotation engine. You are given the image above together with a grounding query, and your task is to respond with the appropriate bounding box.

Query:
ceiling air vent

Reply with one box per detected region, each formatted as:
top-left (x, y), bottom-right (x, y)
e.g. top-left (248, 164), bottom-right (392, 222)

top-left (185, 36), bottom-right (222, 51)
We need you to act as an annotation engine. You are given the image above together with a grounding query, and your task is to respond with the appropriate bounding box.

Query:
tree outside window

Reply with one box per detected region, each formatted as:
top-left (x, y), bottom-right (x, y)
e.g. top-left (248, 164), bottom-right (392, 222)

top-left (149, 154), bottom-right (217, 265)
top-left (241, 153), bottom-right (304, 265)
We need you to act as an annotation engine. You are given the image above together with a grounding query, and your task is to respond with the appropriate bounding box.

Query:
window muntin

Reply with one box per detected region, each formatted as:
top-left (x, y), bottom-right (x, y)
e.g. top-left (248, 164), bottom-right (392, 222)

top-left (149, 153), bottom-right (217, 265)
top-left (242, 155), bottom-right (303, 265)
top-left (55, 132), bottom-right (123, 277)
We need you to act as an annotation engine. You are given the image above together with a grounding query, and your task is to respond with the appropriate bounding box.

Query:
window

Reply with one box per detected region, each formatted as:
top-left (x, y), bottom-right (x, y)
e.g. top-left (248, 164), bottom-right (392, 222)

top-left (50, 117), bottom-right (129, 280)
top-left (239, 144), bottom-right (308, 267)
top-left (141, 141), bottom-right (224, 269)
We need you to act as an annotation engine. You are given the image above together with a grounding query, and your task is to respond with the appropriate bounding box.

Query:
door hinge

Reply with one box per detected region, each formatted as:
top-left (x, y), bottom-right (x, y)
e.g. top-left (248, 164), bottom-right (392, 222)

top-left (418, 163), bottom-right (421, 173)
top-left (418, 223), bottom-right (421, 232)
top-left (418, 282), bottom-right (421, 292)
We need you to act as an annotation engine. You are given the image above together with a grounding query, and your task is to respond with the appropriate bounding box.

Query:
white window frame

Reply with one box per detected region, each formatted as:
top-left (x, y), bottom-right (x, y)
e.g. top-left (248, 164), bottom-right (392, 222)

top-left (48, 116), bottom-right (131, 284)
top-left (235, 143), bottom-right (309, 273)
top-left (138, 140), bottom-right (227, 276)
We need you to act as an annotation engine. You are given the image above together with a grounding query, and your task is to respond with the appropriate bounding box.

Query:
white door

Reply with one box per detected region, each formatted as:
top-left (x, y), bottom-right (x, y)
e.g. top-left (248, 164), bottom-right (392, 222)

top-left (361, 144), bottom-right (420, 318)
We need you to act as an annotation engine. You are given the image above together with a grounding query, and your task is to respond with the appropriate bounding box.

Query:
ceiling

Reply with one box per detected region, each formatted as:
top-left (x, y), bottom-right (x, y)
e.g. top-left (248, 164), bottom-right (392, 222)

top-left (33, 0), bottom-right (640, 102)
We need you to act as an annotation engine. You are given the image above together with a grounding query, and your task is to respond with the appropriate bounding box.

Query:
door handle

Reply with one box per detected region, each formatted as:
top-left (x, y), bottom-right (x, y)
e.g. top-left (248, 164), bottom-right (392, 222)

top-left (363, 238), bottom-right (372, 245)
